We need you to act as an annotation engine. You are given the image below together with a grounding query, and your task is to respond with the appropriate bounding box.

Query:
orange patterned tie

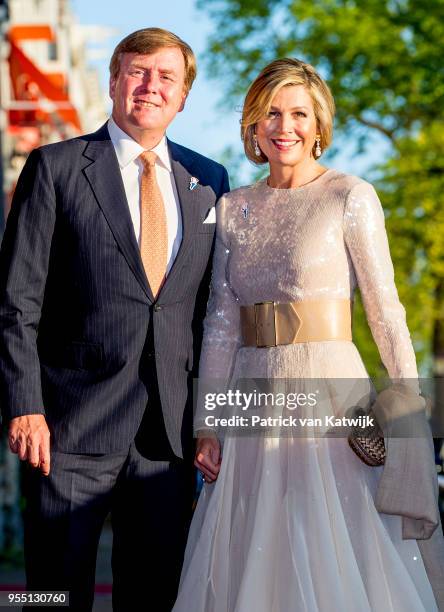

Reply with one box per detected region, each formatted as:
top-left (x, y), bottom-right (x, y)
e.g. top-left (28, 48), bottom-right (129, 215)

top-left (139, 151), bottom-right (168, 298)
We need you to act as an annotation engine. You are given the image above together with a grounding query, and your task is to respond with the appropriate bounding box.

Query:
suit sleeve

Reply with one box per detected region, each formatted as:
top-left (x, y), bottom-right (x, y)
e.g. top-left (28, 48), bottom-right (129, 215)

top-left (220, 165), bottom-right (230, 197)
top-left (0, 148), bottom-right (57, 422)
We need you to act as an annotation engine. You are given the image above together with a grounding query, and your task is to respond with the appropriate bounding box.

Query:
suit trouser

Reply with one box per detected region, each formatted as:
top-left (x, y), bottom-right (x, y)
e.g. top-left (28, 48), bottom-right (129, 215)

top-left (23, 435), bottom-right (195, 612)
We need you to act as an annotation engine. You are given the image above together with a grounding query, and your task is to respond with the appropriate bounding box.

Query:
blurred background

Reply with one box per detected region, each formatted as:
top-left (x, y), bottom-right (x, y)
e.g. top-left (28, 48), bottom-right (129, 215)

top-left (0, 0), bottom-right (443, 608)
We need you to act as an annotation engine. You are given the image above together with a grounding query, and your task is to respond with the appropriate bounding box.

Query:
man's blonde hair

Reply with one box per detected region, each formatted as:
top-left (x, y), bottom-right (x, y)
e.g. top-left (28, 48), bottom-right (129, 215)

top-left (109, 28), bottom-right (197, 94)
top-left (241, 58), bottom-right (335, 164)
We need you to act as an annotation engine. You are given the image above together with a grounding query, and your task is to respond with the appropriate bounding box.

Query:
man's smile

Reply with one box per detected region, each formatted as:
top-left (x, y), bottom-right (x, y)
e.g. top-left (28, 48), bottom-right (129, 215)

top-left (133, 99), bottom-right (160, 108)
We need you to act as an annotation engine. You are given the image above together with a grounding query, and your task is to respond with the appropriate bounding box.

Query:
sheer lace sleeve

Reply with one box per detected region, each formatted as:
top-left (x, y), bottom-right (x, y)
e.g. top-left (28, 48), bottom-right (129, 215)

top-left (194, 195), bottom-right (242, 433)
top-left (343, 181), bottom-right (418, 380)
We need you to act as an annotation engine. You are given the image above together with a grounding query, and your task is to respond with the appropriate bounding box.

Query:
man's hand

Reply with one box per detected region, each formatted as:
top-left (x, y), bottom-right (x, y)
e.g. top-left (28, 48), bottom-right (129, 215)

top-left (8, 414), bottom-right (51, 475)
top-left (195, 435), bottom-right (221, 484)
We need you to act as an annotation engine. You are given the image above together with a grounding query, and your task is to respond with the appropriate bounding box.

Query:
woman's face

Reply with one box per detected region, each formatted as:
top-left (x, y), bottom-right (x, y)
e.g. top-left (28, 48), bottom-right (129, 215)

top-left (255, 85), bottom-right (318, 168)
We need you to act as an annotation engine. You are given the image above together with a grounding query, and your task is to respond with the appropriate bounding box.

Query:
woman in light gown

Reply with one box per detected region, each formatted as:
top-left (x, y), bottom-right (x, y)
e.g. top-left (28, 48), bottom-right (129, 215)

top-left (172, 59), bottom-right (440, 611)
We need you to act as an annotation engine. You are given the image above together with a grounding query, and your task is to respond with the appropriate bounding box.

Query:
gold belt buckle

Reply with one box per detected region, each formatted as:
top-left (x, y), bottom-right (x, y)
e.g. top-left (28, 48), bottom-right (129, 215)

top-left (254, 301), bottom-right (276, 348)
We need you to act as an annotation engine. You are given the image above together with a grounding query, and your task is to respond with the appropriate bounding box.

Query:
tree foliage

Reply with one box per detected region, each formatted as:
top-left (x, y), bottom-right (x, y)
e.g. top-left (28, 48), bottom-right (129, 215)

top-left (198, 0), bottom-right (444, 377)
top-left (380, 123), bottom-right (444, 374)
top-left (198, 0), bottom-right (444, 141)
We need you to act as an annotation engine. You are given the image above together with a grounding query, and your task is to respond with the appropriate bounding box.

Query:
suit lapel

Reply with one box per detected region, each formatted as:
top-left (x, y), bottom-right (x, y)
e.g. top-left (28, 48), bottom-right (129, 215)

top-left (162, 140), bottom-right (206, 297)
top-left (82, 125), bottom-right (154, 302)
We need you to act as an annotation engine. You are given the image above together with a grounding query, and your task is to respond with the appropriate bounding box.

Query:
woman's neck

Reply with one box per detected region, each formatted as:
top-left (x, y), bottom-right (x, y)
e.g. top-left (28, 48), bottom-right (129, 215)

top-left (267, 159), bottom-right (325, 189)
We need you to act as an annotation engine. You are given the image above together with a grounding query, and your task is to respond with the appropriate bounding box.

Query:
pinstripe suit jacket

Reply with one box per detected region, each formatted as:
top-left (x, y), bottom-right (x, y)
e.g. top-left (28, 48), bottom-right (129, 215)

top-left (0, 123), bottom-right (229, 457)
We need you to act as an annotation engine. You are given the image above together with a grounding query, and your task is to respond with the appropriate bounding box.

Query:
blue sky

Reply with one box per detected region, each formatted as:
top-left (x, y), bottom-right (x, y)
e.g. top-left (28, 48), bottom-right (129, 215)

top-left (71, 0), bottom-right (386, 184)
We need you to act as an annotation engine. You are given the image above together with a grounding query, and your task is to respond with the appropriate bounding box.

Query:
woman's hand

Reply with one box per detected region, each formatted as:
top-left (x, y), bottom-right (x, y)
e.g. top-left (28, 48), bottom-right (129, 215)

top-left (195, 434), bottom-right (221, 483)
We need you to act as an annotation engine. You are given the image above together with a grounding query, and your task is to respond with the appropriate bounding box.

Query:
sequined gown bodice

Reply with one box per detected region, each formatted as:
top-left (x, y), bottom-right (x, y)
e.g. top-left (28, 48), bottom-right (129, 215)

top-left (198, 169), bottom-right (417, 389)
top-left (173, 170), bottom-right (438, 612)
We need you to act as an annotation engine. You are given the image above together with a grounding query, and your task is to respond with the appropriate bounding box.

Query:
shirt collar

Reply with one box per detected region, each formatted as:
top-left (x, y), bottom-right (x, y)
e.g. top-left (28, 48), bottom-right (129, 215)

top-left (107, 117), bottom-right (171, 172)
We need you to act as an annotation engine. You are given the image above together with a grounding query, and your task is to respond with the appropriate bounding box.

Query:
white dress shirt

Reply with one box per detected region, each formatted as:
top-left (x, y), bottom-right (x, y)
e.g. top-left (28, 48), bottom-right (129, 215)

top-left (107, 117), bottom-right (182, 275)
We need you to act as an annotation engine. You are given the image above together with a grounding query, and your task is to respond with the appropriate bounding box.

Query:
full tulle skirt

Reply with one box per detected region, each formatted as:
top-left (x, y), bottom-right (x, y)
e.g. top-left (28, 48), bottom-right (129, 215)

top-left (173, 342), bottom-right (438, 611)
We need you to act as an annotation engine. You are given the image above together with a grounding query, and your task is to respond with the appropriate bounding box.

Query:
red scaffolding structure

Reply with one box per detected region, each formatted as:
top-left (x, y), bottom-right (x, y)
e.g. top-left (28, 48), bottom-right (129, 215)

top-left (1, 20), bottom-right (82, 220)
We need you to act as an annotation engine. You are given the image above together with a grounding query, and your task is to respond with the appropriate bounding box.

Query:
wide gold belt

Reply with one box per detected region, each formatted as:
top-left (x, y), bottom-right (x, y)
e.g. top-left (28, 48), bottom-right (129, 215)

top-left (240, 299), bottom-right (352, 348)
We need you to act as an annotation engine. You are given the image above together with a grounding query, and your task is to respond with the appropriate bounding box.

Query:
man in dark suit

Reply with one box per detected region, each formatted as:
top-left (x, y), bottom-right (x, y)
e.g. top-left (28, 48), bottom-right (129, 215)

top-left (0, 28), bottom-right (229, 611)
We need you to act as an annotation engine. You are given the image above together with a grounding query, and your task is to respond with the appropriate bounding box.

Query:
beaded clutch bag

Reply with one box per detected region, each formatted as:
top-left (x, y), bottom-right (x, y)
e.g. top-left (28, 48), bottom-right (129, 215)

top-left (347, 409), bottom-right (386, 467)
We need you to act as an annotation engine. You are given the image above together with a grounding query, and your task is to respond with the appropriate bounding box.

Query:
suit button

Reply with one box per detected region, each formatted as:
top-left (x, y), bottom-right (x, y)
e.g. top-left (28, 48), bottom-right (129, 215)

top-left (147, 351), bottom-right (155, 359)
top-left (154, 304), bottom-right (163, 312)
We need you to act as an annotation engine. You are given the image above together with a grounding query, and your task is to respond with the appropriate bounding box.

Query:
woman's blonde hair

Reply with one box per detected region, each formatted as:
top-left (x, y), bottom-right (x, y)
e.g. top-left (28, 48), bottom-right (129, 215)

top-left (109, 28), bottom-right (196, 94)
top-left (241, 58), bottom-right (335, 164)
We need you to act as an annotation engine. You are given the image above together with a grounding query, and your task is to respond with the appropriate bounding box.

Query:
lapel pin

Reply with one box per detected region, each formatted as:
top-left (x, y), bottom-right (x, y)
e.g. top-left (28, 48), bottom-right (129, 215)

top-left (189, 176), bottom-right (199, 191)
top-left (241, 204), bottom-right (249, 219)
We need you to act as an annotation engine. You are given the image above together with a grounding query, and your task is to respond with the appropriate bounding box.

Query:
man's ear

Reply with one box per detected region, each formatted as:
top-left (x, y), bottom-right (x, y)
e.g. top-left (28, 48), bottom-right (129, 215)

top-left (109, 76), bottom-right (116, 101)
top-left (178, 92), bottom-right (188, 113)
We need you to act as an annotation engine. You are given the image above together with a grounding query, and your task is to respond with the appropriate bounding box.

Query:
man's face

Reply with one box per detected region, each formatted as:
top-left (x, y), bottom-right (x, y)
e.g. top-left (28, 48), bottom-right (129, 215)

top-left (109, 47), bottom-right (187, 144)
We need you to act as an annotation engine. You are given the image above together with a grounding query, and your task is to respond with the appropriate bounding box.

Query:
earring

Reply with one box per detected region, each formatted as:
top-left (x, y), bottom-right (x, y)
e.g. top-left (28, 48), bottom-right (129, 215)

top-left (315, 135), bottom-right (322, 158)
top-left (253, 134), bottom-right (261, 157)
